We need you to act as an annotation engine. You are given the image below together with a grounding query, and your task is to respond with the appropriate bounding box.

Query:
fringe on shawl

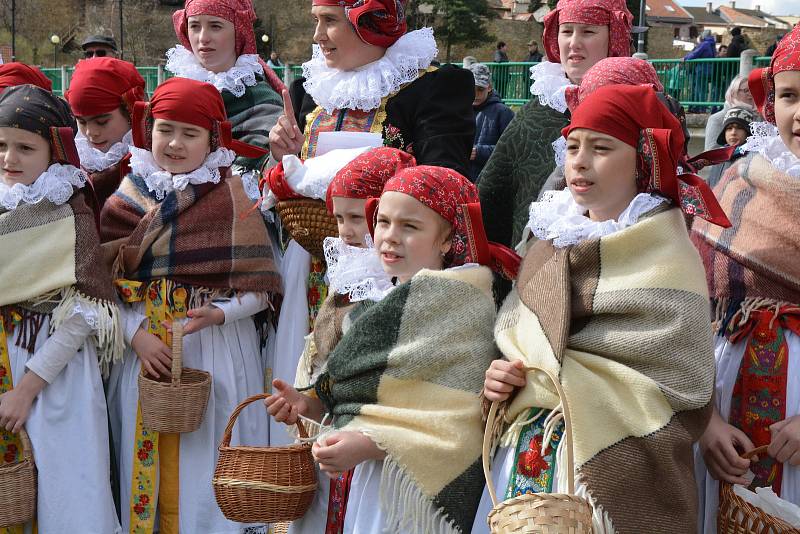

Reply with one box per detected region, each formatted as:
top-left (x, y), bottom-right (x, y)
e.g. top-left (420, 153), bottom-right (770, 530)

top-left (50, 286), bottom-right (124, 376)
top-left (379, 455), bottom-right (462, 534)
top-left (712, 296), bottom-right (793, 335)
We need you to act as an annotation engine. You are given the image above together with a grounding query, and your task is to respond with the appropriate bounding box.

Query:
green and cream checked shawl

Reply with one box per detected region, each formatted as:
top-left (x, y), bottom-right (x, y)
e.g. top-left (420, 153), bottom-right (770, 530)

top-left (495, 206), bottom-right (715, 533)
top-left (319, 266), bottom-right (498, 534)
top-left (222, 78), bottom-right (283, 173)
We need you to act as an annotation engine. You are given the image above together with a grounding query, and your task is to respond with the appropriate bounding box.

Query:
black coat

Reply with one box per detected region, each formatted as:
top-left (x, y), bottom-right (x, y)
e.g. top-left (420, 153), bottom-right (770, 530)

top-left (727, 35), bottom-right (747, 58)
top-left (469, 92), bottom-right (514, 182)
top-left (289, 65), bottom-right (475, 176)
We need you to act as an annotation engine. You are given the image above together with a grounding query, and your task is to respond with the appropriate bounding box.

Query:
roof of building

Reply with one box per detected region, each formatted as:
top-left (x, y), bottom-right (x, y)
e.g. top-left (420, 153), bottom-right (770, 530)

top-left (736, 8), bottom-right (791, 28)
top-left (682, 6), bottom-right (726, 25)
top-left (646, 0), bottom-right (693, 22)
top-left (718, 5), bottom-right (768, 27)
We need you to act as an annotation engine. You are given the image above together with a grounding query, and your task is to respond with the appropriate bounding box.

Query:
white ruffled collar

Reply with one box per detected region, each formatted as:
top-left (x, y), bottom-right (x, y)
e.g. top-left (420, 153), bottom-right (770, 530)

top-left (165, 45), bottom-right (263, 98)
top-left (530, 61), bottom-right (574, 114)
top-left (76, 130), bottom-right (132, 172)
top-left (129, 145), bottom-right (236, 200)
top-left (302, 28), bottom-right (438, 113)
top-left (0, 163), bottom-right (87, 211)
top-left (525, 188), bottom-right (668, 248)
top-left (742, 121), bottom-right (800, 178)
top-left (324, 236), bottom-right (394, 302)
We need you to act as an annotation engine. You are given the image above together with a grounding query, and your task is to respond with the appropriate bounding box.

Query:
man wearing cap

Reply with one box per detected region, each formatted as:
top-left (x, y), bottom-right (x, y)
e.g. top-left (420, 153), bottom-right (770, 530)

top-left (525, 40), bottom-right (543, 62)
top-left (468, 63), bottom-right (514, 182)
top-left (81, 35), bottom-right (119, 59)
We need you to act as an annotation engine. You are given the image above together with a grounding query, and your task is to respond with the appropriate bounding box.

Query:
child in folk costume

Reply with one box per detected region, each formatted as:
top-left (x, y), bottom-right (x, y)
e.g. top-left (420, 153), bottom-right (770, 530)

top-left (168, 0), bottom-right (285, 183)
top-left (692, 25), bottom-right (800, 532)
top-left (270, 165), bottom-right (520, 534)
top-left (266, 147), bottom-right (414, 533)
top-left (0, 85), bottom-right (122, 533)
top-left (481, 85), bottom-right (729, 533)
top-left (0, 63), bottom-right (52, 93)
top-left (66, 57), bottom-right (146, 208)
top-left (100, 78), bottom-right (282, 534)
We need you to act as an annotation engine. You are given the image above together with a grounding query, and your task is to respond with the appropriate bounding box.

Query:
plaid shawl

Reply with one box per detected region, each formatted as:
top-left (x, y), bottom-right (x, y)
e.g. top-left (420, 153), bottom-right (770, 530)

top-left (100, 170), bottom-right (281, 294)
top-left (222, 78), bottom-right (282, 172)
top-left (317, 266), bottom-right (498, 534)
top-left (0, 192), bottom-right (123, 369)
top-left (691, 152), bottom-right (800, 315)
top-left (494, 206), bottom-right (715, 533)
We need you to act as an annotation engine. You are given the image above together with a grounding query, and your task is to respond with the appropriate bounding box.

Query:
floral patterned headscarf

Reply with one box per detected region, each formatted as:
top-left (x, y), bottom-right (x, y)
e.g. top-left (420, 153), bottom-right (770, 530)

top-left (748, 22), bottom-right (800, 125)
top-left (565, 57), bottom-right (662, 112)
top-left (312, 0), bottom-right (407, 48)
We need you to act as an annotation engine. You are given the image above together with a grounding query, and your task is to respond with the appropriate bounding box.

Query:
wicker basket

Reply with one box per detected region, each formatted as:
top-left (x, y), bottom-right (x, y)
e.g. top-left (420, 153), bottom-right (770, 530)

top-left (275, 198), bottom-right (338, 259)
top-left (138, 322), bottom-right (211, 433)
top-left (718, 445), bottom-right (797, 533)
top-left (482, 365), bottom-right (593, 534)
top-left (213, 393), bottom-right (317, 523)
top-left (0, 427), bottom-right (37, 527)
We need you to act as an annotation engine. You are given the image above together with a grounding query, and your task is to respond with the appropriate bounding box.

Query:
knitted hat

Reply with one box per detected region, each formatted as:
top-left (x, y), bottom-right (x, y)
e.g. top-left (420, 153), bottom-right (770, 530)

top-left (716, 107), bottom-right (757, 146)
top-left (468, 63), bottom-right (491, 88)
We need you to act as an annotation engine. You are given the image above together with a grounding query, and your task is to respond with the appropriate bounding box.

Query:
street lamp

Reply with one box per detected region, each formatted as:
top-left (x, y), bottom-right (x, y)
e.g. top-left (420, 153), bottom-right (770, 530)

top-left (261, 34), bottom-right (269, 44)
top-left (50, 35), bottom-right (60, 68)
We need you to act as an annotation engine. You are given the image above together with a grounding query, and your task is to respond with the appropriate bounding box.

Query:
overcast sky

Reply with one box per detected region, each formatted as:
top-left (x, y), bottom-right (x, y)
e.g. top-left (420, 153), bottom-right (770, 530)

top-left (680, 0), bottom-right (800, 16)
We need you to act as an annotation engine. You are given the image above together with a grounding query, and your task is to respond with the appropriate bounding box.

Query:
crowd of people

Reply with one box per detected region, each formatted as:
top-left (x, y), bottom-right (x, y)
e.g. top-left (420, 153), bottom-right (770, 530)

top-left (0, 0), bottom-right (798, 533)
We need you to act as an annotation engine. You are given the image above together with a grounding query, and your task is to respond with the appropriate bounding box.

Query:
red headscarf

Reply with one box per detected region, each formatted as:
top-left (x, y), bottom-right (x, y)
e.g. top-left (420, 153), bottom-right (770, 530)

top-left (565, 57), bottom-right (662, 112)
top-left (66, 58), bottom-right (145, 117)
top-left (748, 23), bottom-right (800, 125)
top-left (542, 0), bottom-right (633, 63)
top-left (0, 63), bottom-right (53, 93)
top-left (131, 77), bottom-right (265, 158)
top-left (312, 0), bottom-right (408, 48)
top-left (326, 147), bottom-right (415, 213)
top-left (365, 165), bottom-right (521, 279)
top-left (563, 84), bottom-right (730, 227)
top-left (172, 0), bottom-right (286, 93)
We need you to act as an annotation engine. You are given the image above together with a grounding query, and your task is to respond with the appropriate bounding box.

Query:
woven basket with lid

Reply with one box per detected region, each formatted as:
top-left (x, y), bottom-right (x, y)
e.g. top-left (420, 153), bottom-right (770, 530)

top-left (0, 427), bottom-right (36, 527)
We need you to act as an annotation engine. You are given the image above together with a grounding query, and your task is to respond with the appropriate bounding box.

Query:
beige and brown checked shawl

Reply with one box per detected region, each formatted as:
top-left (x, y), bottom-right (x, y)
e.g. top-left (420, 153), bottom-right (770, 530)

top-left (493, 206), bottom-right (716, 533)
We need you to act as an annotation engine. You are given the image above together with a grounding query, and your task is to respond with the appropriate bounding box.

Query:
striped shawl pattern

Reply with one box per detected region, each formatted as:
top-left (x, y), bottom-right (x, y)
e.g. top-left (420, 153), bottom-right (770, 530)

top-left (100, 171), bottom-right (281, 294)
top-left (495, 207), bottom-right (715, 533)
top-left (320, 266), bottom-right (498, 534)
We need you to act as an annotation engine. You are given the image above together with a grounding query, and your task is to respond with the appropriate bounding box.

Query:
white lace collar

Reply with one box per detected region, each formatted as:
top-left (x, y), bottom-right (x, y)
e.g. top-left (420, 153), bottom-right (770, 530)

top-left (76, 130), bottom-right (132, 173)
top-left (0, 163), bottom-right (87, 211)
top-left (165, 45), bottom-right (263, 98)
top-left (741, 121), bottom-right (800, 178)
top-left (324, 236), bottom-right (394, 302)
top-left (530, 61), bottom-right (575, 114)
top-left (525, 187), bottom-right (668, 248)
top-left (129, 145), bottom-right (236, 200)
top-left (301, 28), bottom-right (438, 113)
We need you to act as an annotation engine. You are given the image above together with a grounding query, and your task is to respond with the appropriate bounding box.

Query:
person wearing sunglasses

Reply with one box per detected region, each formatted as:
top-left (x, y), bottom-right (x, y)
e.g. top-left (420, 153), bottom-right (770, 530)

top-left (80, 35), bottom-right (119, 59)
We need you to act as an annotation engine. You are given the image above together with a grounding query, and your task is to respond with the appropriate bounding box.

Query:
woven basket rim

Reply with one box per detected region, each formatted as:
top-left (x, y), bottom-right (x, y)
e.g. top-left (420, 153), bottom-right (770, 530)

top-left (0, 458), bottom-right (35, 473)
top-left (218, 443), bottom-right (313, 454)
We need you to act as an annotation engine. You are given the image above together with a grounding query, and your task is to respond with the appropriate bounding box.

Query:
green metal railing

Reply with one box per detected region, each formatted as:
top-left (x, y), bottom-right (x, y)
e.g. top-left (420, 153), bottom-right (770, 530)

top-left (40, 58), bottom-right (772, 111)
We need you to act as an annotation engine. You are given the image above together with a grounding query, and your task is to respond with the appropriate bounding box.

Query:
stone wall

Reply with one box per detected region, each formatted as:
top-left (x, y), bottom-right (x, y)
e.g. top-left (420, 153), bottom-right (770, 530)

top-left (646, 25), bottom-right (685, 59)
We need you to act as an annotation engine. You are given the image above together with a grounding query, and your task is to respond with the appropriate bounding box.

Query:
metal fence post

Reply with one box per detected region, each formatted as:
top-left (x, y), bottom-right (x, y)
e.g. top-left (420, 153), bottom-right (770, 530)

top-left (284, 64), bottom-right (293, 87)
top-left (739, 49), bottom-right (757, 78)
top-left (157, 64), bottom-right (165, 85)
top-left (633, 52), bottom-right (648, 60)
top-left (61, 65), bottom-right (69, 93)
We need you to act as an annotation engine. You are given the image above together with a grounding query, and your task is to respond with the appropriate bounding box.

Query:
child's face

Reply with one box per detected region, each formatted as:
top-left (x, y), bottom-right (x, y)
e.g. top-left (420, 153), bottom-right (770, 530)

top-left (0, 127), bottom-right (51, 186)
top-left (724, 123), bottom-right (747, 147)
top-left (151, 118), bottom-right (211, 175)
top-left (374, 191), bottom-right (451, 284)
top-left (774, 70), bottom-right (800, 159)
top-left (565, 128), bottom-right (639, 222)
top-left (332, 196), bottom-right (369, 248)
top-left (76, 107), bottom-right (130, 152)
top-left (188, 15), bottom-right (238, 74)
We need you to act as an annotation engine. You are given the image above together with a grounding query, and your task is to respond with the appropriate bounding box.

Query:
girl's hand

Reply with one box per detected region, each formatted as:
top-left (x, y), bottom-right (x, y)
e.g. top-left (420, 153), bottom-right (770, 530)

top-left (183, 305), bottom-right (225, 335)
top-left (769, 416), bottom-right (800, 466)
top-left (264, 379), bottom-right (324, 425)
top-left (699, 408), bottom-right (754, 485)
top-left (312, 431), bottom-right (386, 479)
top-left (0, 372), bottom-right (47, 433)
top-left (131, 328), bottom-right (172, 378)
top-left (483, 359), bottom-right (527, 402)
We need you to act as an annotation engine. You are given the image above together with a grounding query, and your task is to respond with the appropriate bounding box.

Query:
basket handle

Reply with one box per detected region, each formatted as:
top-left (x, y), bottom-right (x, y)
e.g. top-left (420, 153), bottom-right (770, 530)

top-left (219, 393), bottom-right (309, 449)
top-left (481, 364), bottom-right (576, 507)
top-left (171, 321), bottom-right (183, 386)
top-left (19, 426), bottom-right (33, 462)
top-left (741, 445), bottom-right (769, 460)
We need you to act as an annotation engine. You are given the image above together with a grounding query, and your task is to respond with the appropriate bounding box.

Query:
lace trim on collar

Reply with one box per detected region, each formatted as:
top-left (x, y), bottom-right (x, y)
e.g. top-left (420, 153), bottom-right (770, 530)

top-left (76, 130), bottom-right (132, 173)
top-left (741, 121), bottom-right (800, 178)
top-left (530, 61), bottom-right (574, 114)
top-left (129, 145), bottom-right (235, 200)
top-left (301, 28), bottom-right (438, 113)
top-left (324, 236), bottom-right (394, 302)
top-left (0, 164), bottom-right (87, 211)
top-left (526, 187), bottom-right (668, 248)
top-left (165, 45), bottom-right (263, 98)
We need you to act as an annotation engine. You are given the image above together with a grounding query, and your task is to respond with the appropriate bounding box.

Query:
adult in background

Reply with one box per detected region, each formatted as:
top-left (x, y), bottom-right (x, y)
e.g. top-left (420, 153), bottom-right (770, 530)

top-left (81, 35), bottom-right (119, 59)
top-left (718, 43), bottom-right (728, 56)
top-left (468, 63), bottom-right (514, 182)
top-left (494, 41), bottom-right (510, 62)
top-left (525, 39), bottom-right (543, 62)
top-left (684, 29), bottom-right (716, 112)
top-left (704, 74), bottom-right (757, 150)
top-left (726, 27), bottom-right (747, 58)
top-left (477, 0), bottom-right (634, 250)
top-left (267, 51), bottom-right (283, 68)
top-left (766, 34), bottom-right (783, 56)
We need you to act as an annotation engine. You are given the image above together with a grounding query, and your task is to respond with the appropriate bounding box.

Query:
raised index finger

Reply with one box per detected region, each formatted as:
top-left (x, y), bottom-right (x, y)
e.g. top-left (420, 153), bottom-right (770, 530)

top-left (282, 90), bottom-right (298, 128)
